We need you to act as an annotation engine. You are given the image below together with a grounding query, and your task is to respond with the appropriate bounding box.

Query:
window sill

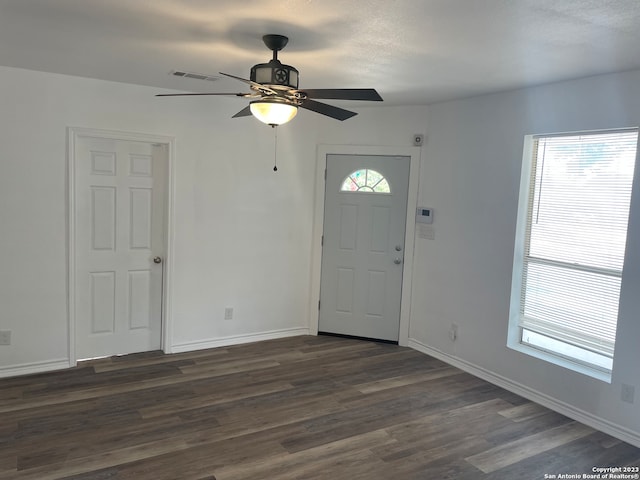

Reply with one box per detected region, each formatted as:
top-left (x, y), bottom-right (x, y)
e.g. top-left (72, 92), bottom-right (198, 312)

top-left (507, 340), bottom-right (612, 384)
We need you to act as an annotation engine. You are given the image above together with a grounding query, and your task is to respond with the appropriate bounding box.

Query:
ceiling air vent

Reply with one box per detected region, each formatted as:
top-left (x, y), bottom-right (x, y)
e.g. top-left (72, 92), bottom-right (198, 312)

top-left (171, 71), bottom-right (219, 82)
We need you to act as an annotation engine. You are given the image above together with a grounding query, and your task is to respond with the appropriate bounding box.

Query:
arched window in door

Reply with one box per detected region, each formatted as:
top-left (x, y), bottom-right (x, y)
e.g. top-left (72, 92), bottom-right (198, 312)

top-left (340, 169), bottom-right (391, 193)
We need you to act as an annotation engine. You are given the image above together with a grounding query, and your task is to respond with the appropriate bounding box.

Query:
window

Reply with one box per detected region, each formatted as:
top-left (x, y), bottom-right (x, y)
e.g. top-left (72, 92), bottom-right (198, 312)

top-left (510, 129), bottom-right (638, 376)
top-left (340, 169), bottom-right (390, 193)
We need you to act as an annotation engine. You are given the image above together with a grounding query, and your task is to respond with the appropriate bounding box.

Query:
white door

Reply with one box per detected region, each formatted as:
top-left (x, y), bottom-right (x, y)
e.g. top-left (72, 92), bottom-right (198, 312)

top-left (74, 136), bottom-right (166, 359)
top-left (319, 154), bottom-right (410, 342)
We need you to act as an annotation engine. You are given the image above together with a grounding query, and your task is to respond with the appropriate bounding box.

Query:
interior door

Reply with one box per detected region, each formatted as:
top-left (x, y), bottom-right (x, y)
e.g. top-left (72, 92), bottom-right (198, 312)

top-left (319, 154), bottom-right (410, 342)
top-left (74, 136), bottom-right (166, 359)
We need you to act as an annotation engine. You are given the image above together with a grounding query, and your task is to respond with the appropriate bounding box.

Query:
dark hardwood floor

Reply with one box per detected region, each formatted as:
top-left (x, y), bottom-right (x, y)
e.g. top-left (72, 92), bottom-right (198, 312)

top-left (1, 335), bottom-right (638, 479)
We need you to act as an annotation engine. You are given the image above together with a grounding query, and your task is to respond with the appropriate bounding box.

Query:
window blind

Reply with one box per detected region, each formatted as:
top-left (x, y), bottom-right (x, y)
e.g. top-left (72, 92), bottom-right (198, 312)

top-left (519, 129), bottom-right (638, 363)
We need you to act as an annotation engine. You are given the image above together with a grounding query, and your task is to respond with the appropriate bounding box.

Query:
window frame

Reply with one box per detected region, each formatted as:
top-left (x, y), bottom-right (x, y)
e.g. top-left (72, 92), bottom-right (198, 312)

top-left (507, 128), bottom-right (638, 382)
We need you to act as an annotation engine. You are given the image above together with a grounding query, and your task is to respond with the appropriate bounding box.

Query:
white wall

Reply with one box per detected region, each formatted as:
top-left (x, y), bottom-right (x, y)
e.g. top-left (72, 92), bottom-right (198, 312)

top-left (0, 65), bottom-right (319, 369)
top-left (0, 66), bottom-right (426, 372)
top-left (409, 69), bottom-right (640, 446)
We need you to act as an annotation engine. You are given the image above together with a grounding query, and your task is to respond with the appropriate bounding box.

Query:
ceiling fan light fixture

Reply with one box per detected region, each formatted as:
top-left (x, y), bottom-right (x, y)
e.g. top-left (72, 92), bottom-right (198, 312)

top-left (158, 34), bottom-right (380, 124)
top-left (250, 99), bottom-right (298, 126)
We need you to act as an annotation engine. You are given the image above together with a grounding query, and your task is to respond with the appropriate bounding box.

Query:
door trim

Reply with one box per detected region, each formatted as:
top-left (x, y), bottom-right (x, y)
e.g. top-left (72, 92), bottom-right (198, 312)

top-left (67, 127), bottom-right (176, 365)
top-left (309, 145), bottom-right (421, 346)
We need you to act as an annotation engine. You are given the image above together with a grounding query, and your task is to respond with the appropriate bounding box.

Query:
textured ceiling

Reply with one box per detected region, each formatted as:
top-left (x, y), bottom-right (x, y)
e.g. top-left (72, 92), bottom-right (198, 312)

top-left (2, 0), bottom-right (640, 105)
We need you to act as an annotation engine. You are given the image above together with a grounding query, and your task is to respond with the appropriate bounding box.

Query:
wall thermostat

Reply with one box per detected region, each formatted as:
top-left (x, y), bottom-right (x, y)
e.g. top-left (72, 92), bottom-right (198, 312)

top-left (416, 207), bottom-right (433, 224)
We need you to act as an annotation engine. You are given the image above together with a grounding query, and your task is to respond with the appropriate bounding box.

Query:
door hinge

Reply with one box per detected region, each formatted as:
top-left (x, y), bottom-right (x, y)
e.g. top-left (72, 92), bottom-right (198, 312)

top-left (324, 169), bottom-right (327, 180)
top-left (318, 300), bottom-right (321, 310)
top-left (321, 235), bottom-right (324, 246)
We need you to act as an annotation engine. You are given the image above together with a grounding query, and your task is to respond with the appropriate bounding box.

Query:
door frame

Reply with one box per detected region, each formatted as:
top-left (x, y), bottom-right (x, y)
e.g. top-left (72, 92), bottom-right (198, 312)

top-left (309, 145), bottom-right (421, 346)
top-left (67, 127), bottom-right (176, 365)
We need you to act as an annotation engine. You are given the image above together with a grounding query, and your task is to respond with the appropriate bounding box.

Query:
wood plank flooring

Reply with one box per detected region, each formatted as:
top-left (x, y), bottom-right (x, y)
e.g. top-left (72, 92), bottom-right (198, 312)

top-left (1, 335), bottom-right (638, 479)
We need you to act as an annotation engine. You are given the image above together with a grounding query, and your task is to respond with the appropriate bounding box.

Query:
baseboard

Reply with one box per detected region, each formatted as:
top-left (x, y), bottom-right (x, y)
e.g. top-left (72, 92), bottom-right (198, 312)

top-left (0, 358), bottom-right (71, 379)
top-left (408, 338), bottom-right (640, 448)
top-left (170, 327), bottom-right (310, 354)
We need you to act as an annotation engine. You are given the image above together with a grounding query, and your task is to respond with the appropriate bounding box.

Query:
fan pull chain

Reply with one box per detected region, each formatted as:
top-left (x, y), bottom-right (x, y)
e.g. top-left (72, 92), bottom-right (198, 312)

top-left (272, 125), bottom-right (278, 172)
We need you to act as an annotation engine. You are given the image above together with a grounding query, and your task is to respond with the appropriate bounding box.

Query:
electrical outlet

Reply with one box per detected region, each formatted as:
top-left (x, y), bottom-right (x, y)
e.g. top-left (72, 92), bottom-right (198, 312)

top-left (621, 384), bottom-right (635, 404)
top-left (224, 307), bottom-right (233, 320)
top-left (0, 330), bottom-right (11, 345)
top-left (449, 324), bottom-right (458, 342)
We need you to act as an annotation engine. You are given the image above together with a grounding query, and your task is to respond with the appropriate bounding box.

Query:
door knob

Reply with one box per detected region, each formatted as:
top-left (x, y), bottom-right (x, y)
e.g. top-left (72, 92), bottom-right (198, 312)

top-left (153, 256), bottom-right (162, 264)
top-left (395, 245), bottom-right (403, 251)
top-left (394, 258), bottom-right (402, 265)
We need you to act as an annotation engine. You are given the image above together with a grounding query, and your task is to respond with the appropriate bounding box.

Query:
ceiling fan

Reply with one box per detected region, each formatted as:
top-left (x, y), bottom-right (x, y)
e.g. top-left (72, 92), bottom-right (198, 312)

top-left (157, 34), bottom-right (383, 126)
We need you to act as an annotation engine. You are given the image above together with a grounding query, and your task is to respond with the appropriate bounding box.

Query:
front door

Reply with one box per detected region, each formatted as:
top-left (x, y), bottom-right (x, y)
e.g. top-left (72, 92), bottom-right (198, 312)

top-left (74, 135), bottom-right (167, 359)
top-left (319, 154), bottom-right (410, 342)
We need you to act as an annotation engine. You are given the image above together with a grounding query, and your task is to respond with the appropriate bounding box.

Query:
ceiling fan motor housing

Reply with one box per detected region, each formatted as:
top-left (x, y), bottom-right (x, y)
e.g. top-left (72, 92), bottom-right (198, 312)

top-left (251, 60), bottom-right (299, 89)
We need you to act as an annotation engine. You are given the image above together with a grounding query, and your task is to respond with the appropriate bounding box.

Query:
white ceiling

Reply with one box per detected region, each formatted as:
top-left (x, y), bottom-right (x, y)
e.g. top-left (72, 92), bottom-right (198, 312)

top-left (2, 0), bottom-right (640, 106)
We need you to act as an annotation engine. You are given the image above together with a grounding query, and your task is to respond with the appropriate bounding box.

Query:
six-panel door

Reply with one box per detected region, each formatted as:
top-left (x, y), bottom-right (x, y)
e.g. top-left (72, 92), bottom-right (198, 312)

top-left (75, 136), bottom-right (166, 359)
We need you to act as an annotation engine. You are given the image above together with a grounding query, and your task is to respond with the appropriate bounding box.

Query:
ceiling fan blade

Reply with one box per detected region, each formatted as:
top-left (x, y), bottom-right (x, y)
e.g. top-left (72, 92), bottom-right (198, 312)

top-left (300, 99), bottom-right (358, 121)
top-left (298, 88), bottom-right (383, 101)
top-left (218, 72), bottom-right (278, 96)
top-left (155, 92), bottom-right (254, 97)
top-left (232, 105), bottom-right (252, 118)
